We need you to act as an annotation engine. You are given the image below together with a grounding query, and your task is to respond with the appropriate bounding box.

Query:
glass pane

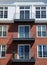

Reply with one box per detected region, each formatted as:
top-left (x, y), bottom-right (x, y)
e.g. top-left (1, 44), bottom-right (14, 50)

top-left (0, 31), bottom-right (2, 36)
top-left (38, 51), bottom-right (42, 57)
top-left (19, 46), bottom-right (24, 59)
top-left (2, 45), bottom-right (6, 51)
top-left (0, 26), bottom-right (2, 31)
top-left (38, 26), bottom-right (41, 31)
top-left (41, 7), bottom-right (46, 9)
top-left (38, 31), bottom-right (41, 36)
top-left (20, 6), bottom-right (24, 9)
top-left (0, 11), bottom-right (3, 18)
top-left (42, 25), bottom-right (46, 31)
top-left (25, 6), bottom-right (30, 9)
top-left (0, 7), bottom-right (3, 10)
top-left (42, 31), bottom-right (46, 36)
top-left (1, 51), bottom-right (5, 57)
top-left (41, 11), bottom-right (46, 18)
top-left (38, 45), bottom-right (42, 57)
top-left (25, 26), bottom-right (29, 38)
top-left (25, 11), bottom-right (29, 19)
top-left (4, 11), bottom-right (7, 18)
top-left (25, 46), bottom-right (29, 59)
top-left (5, 7), bottom-right (8, 10)
top-left (36, 11), bottom-right (40, 18)
top-left (20, 11), bottom-right (24, 19)
top-left (19, 26), bottom-right (25, 38)
top-left (43, 45), bottom-right (47, 57)
top-left (36, 7), bottom-right (40, 10)
top-left (3, 31), bottom-right (6, 36)
top-left (3, 26), bottom-right (6, 31)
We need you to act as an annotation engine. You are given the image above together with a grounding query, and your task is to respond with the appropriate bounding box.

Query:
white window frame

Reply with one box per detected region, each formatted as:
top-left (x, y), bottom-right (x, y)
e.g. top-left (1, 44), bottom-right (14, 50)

top-left (18, 44), bottom-right (30, 59)
top-left (0, 25), bottom-right (8, 38)
top-left (20, 6), bottom-right (30, 19)
top-left (18, 25), bottom-right (30, 38)
top-left (37, 45), bottom-right (47, 58)
top-left (35, 6), bottom-right (46, 19)
top-left (36, 25), bottom-right (47, 38)
top-left (0, 7), bottom-right (8, 18)
top-left (0, 45), bottom-right (6, 58)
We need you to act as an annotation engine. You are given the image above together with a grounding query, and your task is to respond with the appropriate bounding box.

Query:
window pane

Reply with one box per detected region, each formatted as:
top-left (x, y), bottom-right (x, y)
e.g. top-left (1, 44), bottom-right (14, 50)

top-left (1, 51), bottom-right (5, 57)
top-left (2, 45), bottom-right (6, 51)
top-left (20, 6), bottom-right (24, 9)
top-left (42, 25), bottom-right (46, 31)
top-left (25, 11), bottom-right (29, 19)
top-left (36, 11), bottom-right (40, 18)
top-left (19, 45), bottom-right (29, 59)
top-left (42, 31), bottom-right (46, 36)
top-left (4, 11), bottom-right (7, 18)
top-left (38, 31), bottom-right (41, 37)
top-left (25, 26), bottom-right (29, 38)
top-left (25, 6), bottom-right (30, 9)
top-left (19, 46), bottom-right (24, 59)
top-left (41, 7), bottom-right (46, 9)
top-left (19, 26), bottom-right (25, 38)
top-left (20, 11), bottom-right (24, 19)
top-left (3, 26), bottom-right (6, 31)
top-left (0, 31), bottom-right (2, 36)
top-left (0, 11), bottom-right (3, 18)
top-left (3, 31), bottom-right (6, 36)
top-left (36, 7), bottom-right (40, 10)
top-left (41, 11), bottom-right (46, 18)
top-left (38, 45), bottom-right (42, 57)
top-left (43, 45), bottom-right (47, 57)
top-left (25, 46), bottom-right (29, 59)
top-left (38, 26), bottom-right (41, 31)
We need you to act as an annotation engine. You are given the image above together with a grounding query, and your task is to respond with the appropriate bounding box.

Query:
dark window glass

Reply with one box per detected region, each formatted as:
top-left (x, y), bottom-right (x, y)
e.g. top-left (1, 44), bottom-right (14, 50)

top-left (36, 11), bottom-right (40, 18)
top-left (20, 11), bottom-right (24, 19)
top-left (25, 11), bottom-right (29, 19)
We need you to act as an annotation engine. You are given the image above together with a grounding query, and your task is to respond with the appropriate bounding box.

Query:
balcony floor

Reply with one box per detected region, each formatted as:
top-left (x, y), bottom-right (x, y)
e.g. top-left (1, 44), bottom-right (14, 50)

top-left (12, 58), bottom-right (35, 63)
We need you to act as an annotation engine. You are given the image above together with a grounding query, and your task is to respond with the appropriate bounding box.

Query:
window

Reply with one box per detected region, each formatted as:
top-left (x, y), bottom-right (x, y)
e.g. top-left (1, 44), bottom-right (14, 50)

top-left (0, 7), bottom-right (8, 18)
top-left (20, 6), bottom-right (30, 19)
top-left (0, 45), bottom-right (6, 58)
top-left (37, 25), bottom-right (46, 37)
top-left (0, 26), bottom-right (7, 37)
top-left (37, 45), bottom-right (47, 58)
top-left (36, 7), bottom-right (46, 18)
top-left (18, 45), bottom-right (30, 59)
top-left (18, 25), bottom-right (30, 38)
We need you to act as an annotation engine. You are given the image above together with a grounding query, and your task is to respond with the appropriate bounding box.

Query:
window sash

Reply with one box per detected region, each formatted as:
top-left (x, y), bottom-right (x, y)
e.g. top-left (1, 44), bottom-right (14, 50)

top-left (37, 25), bottom-right (46, 37)
top-left (19, 45), bottom-right (29, 59)
top-left (0, 26), bottom-right (7, 37)
top-left (36, 7), bottom-right (46, 18)
top-left (19, 26), bottom-right (29, 38)
top-left (0, 7), bottom-right (8, 18)
top-left (0, 45), bottom-right (6, 58)
top-left (38, 45), bottom-right (47, 57)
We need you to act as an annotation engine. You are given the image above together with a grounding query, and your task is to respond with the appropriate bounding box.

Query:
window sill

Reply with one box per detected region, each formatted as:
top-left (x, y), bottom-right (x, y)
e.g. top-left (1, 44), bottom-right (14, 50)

top-left (0, 36), bottom-right (7, 39)
top-left (37, 57), bottom-right (47, 59)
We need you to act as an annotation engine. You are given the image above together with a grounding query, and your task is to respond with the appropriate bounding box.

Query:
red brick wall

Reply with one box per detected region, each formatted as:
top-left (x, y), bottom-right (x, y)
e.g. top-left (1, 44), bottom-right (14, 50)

top-left (0, 23), bottom-right (47, 65)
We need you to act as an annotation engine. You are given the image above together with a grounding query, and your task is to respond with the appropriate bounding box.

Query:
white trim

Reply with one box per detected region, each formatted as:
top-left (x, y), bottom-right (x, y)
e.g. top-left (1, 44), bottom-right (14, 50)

top-left (18, 44), bottom-right (30, 59)
top-left (18, 25), bottom-right (30, 38)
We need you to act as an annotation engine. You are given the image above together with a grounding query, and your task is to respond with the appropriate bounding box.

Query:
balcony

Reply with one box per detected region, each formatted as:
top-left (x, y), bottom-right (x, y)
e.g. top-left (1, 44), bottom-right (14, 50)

top-left (13, 33), bottom-right (35, 42)
top-left (14, 13), bottom-right (35, 23)
top-left (12, 52), bottom-right (35, 63)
